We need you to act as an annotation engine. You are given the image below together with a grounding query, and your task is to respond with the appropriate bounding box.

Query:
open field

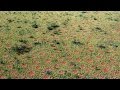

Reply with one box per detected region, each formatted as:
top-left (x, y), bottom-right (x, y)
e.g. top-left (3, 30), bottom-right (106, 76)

top-left (0, 11), bottom-right (120, 79)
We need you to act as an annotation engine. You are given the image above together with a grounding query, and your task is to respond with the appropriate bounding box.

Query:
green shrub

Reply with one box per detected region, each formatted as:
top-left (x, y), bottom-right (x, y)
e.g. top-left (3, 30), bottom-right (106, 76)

top-left (47, 23), bottom-right (60, 30)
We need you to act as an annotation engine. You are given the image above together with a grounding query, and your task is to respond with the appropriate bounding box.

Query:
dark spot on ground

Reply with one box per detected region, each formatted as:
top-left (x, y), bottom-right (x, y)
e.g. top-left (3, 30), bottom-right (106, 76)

top-left (98, 45), bottom-right (106, 49)
top-left (42, 32), bottom-right (46, 34)
top-left (95, 27), bottom-right (103, 32)
top-left (70, 62), bottom-right (77, 67)
top-left (7, 19), bottom-right (14, 23)
top-left (81, 11), bottom-right (87, 13)
top-left (0, 59), bottom-right (6, 65)
top-left (32, 23), bottom-right (39, 28)
top-left (115, 45), bottom-right (118, 47)
top-left (29, 36), bottom-right (34, 38)
top-left (19, 39), bottom-right (28, 44)
top-left (64, 71), bottom-right (72, 77)
top-left (52, 40), bottom-right (60, 45)
top-left (72, 40), bottom-right (84, 46)
top-left (46, 70), bottom-right (53, 75)
top-left (34, 42), bottom-right (42, 46)
top-left (17, 26), bottom-right (22, 28)
top-left (95, 67), bottom-right (101, 71)
top-left (53, 30), bottom-right (61, 35)
top-left (47, 23), bottom-right (60, 30)
top-left (93, 18), bottom-right (97, 20)
top-left (12, 44), bottom-right (32, 55)
top-left (16, 59), bottom-right (20, 65)
top-left (74, 74), bottom-right (80, 79)
top-left (109, 43), bottom-right (119, 48)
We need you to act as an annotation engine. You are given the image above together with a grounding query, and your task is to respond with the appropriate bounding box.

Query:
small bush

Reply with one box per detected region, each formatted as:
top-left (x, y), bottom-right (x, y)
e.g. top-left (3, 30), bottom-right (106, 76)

top-left (29, 36), bottom-right (34, 38)
top-left (46, 70), bottom-right (53, 75)
top-left (95, 67), bottom-right (101, 71)
top-left (72, 39), bottom-right (84, 46)
top-left (53, 30), bottom-right (61, 35)
top-left (70, 62), bottom-right (77, 67)
top-left (34, 42), bottom-right (42, 45)
top-left (98, 45), bottom-right (106, 49)
top-left (19, 30), bottom-right (26, 35)
top-left (0, 59), bottom-right (6, 65)
top-left (12, 44), bottom-right (32, 55)
top-left (17, 26), bottom-right (22, 28)
top-left (7, 19), bottom-right (14, 23)
top-left (32, 23), bottom-right (39, 28)
top-left (47, 23), bottom-right (60, 30)
top-left (52, 40), bottom-right (60, 45)
top-left (93, 18), bottom-right (97, 20)
top-left (95, 27), bottom-right (103, 32)
top-left (19, 39), bottom-right (28, 44)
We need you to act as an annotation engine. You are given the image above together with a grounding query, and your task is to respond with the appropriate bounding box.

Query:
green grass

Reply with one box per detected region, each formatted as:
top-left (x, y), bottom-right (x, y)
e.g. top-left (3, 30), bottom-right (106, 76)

top-left (0, 11), bottom-right (120, 79)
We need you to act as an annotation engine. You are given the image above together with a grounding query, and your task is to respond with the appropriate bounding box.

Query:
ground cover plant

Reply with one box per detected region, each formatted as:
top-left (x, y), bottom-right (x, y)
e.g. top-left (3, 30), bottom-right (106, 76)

top-left (0, 11), bottom-right (120, 79)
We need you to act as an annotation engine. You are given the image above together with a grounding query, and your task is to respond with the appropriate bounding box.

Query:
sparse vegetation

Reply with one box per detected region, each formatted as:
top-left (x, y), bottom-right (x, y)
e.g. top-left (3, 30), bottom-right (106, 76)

top-left (0, 11), bottom-right (120, 79)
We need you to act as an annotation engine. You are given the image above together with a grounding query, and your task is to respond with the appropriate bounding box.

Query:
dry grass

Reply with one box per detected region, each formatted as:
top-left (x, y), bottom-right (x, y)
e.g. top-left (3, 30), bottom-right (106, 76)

top-left (0, 11), bottom-right (120, 79)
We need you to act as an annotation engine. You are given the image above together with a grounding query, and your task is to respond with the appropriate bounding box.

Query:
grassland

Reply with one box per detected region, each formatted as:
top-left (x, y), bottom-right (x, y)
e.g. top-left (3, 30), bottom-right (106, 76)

top-left (0, 11), bottom-right (120, 79)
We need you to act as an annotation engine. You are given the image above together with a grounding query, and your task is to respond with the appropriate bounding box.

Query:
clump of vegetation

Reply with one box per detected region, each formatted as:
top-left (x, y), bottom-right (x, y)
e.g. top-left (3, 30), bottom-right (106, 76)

top-left (97, 41), bottom-right (119, 49)
top-left (0, 58), bottom-right (6, 65)
top-left (63, 19), bottom-right (70, 26)
top-left (95, 67), bottom-right (101, 71)
top-left (45, 70), bottom-right (53, 75)
top-left (93, 27), bottom-right (107, 34)
top-left (32, 23), bottom-right (39, 28)
top-left (72, 39), bottom-right (84, 46)
top-left (52, 40), bottom-right (60, 45)
top-left (109, 42), bottom-right (119, 48)
top-left (13, 59), bottom-right (23, 73)
top-left (76, 25), bottom-right (84, 32)
top-left (34, 42), bottom-right (42, 46)
top-left (19, 39), bottom-right (28, 44)
top-left (107, 17), bottom-right (119, 22)
top-left (93, 18), bottom-right (97, 20)
top-left (12, 44), bottom-right (32, 55)
top-left (70, 62), bottom-right (77, 67)
top-left (7, 19), bottom-right (14, 23)
top-left (58, 71), bottom-right (72, 79)
top-left (95, 27), bottom-right (103, 32)
top-left (98, 45), bottom-right (106, 49)
top-left (29, 36), bottom-right (34, 38)
top-left (53, 30), bottom-right (61, 35)
top-left (34, 41), bottom-right (46, 46)
top-left (64, 71), bottom-right (72, 77)
top-left (74, 74), bottom-right (80, 79)
top-left (19, 30), bottom-right (27, 35)
top-left (0, 11), bottom-right (120, 79)
top-left (81, 11), bottom-right (87, 13)
top-left (17, 26), bottom-right (22, 28)
top-left (52, 59), bottom-right (58, 63)
top-left (47, 23), bottom-right (60, 30)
